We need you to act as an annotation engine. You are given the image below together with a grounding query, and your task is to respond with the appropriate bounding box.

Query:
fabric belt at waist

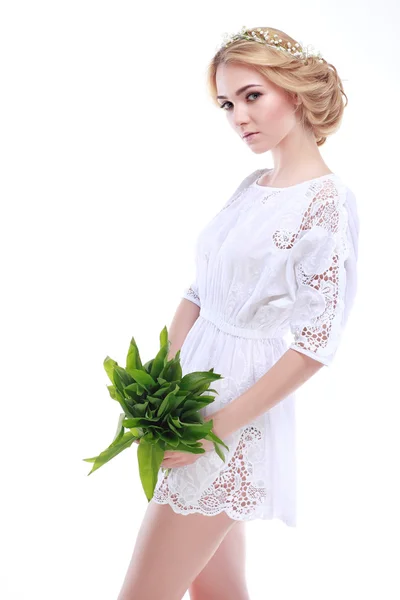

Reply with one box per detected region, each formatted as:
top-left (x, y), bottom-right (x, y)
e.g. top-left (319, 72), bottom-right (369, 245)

top-left (199, 307), bottom-right (284, 340)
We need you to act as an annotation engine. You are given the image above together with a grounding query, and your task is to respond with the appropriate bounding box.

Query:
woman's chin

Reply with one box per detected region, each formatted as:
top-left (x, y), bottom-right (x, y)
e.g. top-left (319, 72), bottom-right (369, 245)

top-left (248, 145), bottom-right (269, 155)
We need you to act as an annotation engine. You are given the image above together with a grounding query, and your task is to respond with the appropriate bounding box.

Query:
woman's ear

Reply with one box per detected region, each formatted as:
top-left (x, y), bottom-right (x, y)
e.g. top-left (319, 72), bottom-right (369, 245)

top-left (293, 93), bottom-right (301, 107)
top-left (287, 90), bottom-right (301, 108)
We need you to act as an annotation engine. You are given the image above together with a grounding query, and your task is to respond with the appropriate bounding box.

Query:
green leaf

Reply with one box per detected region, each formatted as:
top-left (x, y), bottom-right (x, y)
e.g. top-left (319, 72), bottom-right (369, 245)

top-left (103, 357), bottom-right (119, 384)
top-left (124, 382), bottom-right (143, 401)
top-left (150, 344), bottom-right (169, 381)
top-left (170, 416), bottom-right (184, 429)
top-left (113, 368), bottom-right (127, 395)
top-left (206, 430), bottom-right (230, 452)
top-left (179, 370), bottom-right (223, 393)
top-left (193, 382), bottom-right (220, 396)
top-left (83, 430), bottom-right (137, 475)
top-left (126, 336), bottom-right (143, 373)
top-left (180, 420), bottom-right (214, 434)
top-left (130, 402), bottom-right (149, 417)
top-left (174, 407), bottom-right (185, 418)
top-left (159, 325), bottom-right (169, 350)
top-left (180, 410), bottom-right (203, 423)
top-left (154, 381), bottom-right (180, 398)
top-left (182, 399), bottom-right (215, 412)
top-left (172, 442), bottom-right (206, 454)
top-left (122, 417), bottom-right (146, 427)
top-left (151, 429), bottom-right (163, 442)
top-left (156, 385), bottom-right (181, 419)
top-left (136, 383), bottom-right (145, 396)
top-left (166, 362), bottom-right (182, 382)
top-left (151, 387), bottom-right (168, 398)
top-left (212, 440), bottom-right (226, 463)
top-left (143, 358), bottom-right (154, 373)
top-left (127, 369), bottom-right (157, 393)
top-left (166, 414), bottom-right (183, 436)
top-left (159, 430), bottom-right (180, 447)
top-left (159, 355), bottom-right (182, 383)
top-left (107, 384), bottom-right (118, 401)
top-left (112, 385), bottom-right (136, 418)
top-left (129, 427), bottom-right (143, 440)
top-left (169, 393), bottom-right (187, 414)
top-left (137, 438), bottom-right (165, 501)
top-left (123, 417), bottom-right (163, 428)
top-left (114, 365), bottom-right (135, 387)
top-left (194, 394), bottom-right (218, 402)
top-left (147, 395), bottom-right (163, 408)
top-left (111, 413), bottom-right (125, 446)
top-left (180, 420), bottom-right (213, 442)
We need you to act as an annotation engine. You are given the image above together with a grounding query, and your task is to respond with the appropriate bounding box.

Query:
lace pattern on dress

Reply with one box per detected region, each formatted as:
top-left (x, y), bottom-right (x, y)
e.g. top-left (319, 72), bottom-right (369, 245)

top-left (286, 178), bottom-right (350, 359)
top-left (185, 286), bottom-right (200, 304)
top-left (152, 424), bottom-right (273, 521)
top-left (272, 177), bottom-right (342, 250)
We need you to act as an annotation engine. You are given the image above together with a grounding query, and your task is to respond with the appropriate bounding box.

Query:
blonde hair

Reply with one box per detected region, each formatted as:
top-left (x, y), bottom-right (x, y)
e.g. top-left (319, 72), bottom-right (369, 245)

top-left (207, 26), bottom-right (348, 147)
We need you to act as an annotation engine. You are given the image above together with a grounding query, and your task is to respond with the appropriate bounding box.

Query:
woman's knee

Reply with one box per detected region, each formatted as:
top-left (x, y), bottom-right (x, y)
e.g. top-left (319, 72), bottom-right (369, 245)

top-left (117, 501), bottom-right (237, 600)
top-left (188, 521), bottom-right (250, 600)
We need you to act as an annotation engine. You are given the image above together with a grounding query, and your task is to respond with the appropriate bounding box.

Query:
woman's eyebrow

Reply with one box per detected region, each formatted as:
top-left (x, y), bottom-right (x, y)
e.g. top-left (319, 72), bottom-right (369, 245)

top-left (217, 84), bottom-right (263, 100)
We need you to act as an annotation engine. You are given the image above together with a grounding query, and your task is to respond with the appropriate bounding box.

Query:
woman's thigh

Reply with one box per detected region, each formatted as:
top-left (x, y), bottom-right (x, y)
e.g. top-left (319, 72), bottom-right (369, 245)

top-left (188, 520), bottom-right (250, 600)
top-left (117, 499), bottom-right (237, 600)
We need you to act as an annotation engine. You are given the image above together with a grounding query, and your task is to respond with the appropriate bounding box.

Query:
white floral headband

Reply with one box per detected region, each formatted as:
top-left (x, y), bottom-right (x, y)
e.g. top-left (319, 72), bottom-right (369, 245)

top-left (218, 25), bottom-right (324, 64)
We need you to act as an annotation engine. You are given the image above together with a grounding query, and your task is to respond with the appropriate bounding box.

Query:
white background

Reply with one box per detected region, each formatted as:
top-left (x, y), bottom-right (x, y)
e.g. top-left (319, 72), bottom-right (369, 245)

top-left (1, 1), bottom-right (399, 599)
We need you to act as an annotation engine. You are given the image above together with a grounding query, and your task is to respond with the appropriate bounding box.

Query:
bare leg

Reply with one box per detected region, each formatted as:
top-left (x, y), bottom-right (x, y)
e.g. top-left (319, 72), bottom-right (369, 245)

top-left (117, 500), bottom-right (238, 600)
top-left (188, 521), bottom-right (250, 600)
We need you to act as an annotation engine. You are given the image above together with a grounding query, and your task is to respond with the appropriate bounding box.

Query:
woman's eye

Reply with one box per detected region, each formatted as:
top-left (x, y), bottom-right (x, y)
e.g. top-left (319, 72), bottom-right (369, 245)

top-left (219, 92), bottom-right (261, 111)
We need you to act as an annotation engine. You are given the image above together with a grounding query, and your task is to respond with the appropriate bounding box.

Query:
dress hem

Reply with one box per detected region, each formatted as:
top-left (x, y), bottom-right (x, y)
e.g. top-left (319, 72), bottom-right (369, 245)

top-left (151, 495), bottom-right (295, 527)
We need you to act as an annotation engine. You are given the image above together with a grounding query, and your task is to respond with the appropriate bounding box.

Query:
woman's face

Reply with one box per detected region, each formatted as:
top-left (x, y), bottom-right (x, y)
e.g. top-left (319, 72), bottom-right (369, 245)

top-left (215, 62), bottom-right (300, 154)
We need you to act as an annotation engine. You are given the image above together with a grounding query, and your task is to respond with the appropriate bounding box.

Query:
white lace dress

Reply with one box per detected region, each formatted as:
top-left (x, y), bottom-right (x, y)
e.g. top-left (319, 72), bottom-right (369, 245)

top-left (152, 167), bottom-right (360, 527)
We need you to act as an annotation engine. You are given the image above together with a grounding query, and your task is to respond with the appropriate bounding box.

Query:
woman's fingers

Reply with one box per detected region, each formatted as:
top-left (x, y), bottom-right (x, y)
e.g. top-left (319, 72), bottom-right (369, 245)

top-left (161, 454), bottom-right (177, 467)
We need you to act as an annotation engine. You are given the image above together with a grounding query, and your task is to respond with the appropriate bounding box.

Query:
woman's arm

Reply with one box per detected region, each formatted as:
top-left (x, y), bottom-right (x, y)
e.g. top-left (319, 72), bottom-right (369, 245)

top-left (167, 298), bottom-right (200, 360)
top-left (210, 349), bottom-right (324, 438)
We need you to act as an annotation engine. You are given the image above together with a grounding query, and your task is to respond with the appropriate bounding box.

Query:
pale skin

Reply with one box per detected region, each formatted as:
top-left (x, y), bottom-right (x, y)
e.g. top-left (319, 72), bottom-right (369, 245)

top-left (118, 61), bottom-right (328, 600)
top-left (216, 61), bottom-right (334, 186)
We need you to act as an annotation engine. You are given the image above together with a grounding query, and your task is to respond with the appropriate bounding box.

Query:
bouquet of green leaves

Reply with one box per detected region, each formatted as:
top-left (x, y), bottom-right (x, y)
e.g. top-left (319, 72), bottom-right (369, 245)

top-left (83, 325), bottom-right (229, 501)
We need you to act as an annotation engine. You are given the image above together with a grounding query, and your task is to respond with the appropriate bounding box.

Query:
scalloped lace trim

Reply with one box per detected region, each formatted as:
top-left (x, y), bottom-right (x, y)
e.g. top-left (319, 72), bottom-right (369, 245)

top-left (152, 424), bottom-right (273, 521)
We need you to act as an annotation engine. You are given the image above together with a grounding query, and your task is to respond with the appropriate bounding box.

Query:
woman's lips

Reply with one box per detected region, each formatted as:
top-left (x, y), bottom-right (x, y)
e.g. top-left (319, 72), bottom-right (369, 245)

top-left (244, 132), bottom-right (259, 142)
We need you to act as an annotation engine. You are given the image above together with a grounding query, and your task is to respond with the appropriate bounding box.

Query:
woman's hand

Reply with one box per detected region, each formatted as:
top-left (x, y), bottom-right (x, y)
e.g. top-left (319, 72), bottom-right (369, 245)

top-left (159, 414), bottom-right (222, 468)
top-left (133, 435), bottom-right (215, 467)
top-left (134, 414), bottom-right (226, 468)
top-left (160, 436), bottom-right (216, 468)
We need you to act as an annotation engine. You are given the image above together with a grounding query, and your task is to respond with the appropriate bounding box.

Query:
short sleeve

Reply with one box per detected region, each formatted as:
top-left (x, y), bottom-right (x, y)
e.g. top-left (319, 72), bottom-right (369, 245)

top-left (288, 179), bottom-right (359, 366)
top-left (182, 281), bottom-right (201, 308)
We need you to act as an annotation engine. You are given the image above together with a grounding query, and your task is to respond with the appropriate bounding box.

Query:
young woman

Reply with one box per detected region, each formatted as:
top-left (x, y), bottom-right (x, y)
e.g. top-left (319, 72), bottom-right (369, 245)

top-left (117, 26), bottom-right (359, 600)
